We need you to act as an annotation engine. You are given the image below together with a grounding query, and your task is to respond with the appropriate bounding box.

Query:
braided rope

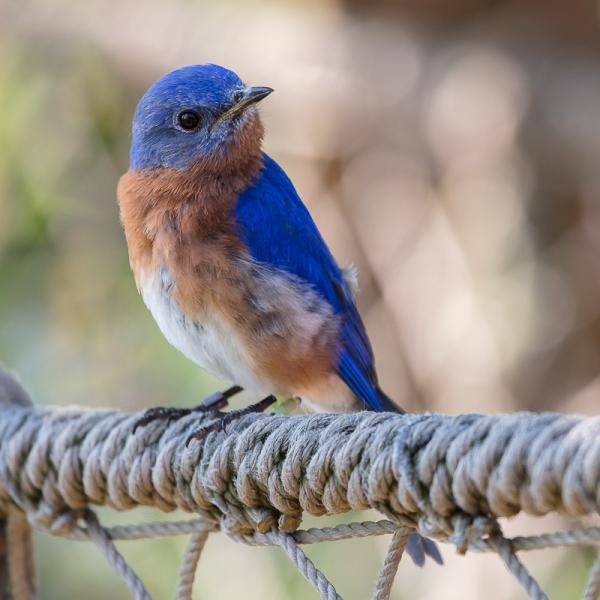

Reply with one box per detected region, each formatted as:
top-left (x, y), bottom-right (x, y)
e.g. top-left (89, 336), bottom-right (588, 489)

top-left (1, 370), bottom-right (600, 598)
top-left (1, 406), bottom-right (599, 527)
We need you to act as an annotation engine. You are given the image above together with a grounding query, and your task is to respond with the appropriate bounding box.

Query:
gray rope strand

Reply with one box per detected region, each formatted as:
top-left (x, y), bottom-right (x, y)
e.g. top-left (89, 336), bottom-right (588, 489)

top-left (489, 535), bottom-right (548, 600)
top-left (49, 517), bottom-right (600, 553)
top-left (372, 528), bottom-right (410, 600)
top-left (105, 520), bottom-right (217, 542)
top-left (176, 529), bottom-right (210, 600)
top-left (268, 530), bottom-right (342, 600)
top-left (466, 527), bottom-right (600, 554)
top-left (583, 553), bottom-right (600, 600)
top-left (234, 521), bottom-right (402, 547)
top-left (83, 511), bottom-right (151, 600)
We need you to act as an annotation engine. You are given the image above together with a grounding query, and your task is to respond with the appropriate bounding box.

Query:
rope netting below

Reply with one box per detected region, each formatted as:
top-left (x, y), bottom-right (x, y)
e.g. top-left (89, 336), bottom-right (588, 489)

top-left (1, 369), bottom-right (600, 599)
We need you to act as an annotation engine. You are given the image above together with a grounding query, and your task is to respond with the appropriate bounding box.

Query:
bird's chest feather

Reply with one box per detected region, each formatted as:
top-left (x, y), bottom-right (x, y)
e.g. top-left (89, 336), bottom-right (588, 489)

top-left (138, 242), bottom-right (341, 396)
top-left (118, 166), bottom-right (268, 389)
top-left (139, 264), bottom-right (268, 391)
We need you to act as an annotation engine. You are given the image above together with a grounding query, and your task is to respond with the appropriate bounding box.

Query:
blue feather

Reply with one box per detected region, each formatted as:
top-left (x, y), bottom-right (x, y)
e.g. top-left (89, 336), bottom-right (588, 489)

top-left (234, 153), bottom-right (390, 411)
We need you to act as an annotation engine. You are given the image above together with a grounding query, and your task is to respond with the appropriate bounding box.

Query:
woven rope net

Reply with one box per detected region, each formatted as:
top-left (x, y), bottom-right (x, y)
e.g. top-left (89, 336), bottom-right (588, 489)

top-left (1, 368), bottom-right (600, 600)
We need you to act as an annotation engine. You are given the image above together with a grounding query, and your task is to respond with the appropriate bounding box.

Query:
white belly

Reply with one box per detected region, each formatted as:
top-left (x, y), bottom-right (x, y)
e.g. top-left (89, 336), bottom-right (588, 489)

top-left (139, 268), bottom-right (267, 392)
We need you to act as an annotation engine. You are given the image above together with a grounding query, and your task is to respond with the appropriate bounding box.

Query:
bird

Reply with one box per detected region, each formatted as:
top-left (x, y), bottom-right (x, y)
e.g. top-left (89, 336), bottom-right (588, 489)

top-left (117, 63), bottom-right (441, 566)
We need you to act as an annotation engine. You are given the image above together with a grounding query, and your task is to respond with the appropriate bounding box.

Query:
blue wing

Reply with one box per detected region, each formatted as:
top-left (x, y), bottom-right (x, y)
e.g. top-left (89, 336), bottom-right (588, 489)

top-left (234, 153), bottom-right (392, 411)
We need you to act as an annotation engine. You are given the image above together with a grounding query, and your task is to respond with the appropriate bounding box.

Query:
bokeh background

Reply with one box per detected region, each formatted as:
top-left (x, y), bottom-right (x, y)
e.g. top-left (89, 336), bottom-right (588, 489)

top-left (1, 0), bottom-right (600, 598)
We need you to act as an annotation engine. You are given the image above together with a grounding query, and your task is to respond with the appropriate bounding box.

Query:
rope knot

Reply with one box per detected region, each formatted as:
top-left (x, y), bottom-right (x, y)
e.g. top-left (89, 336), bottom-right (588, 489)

top-left (448, 514), bottom-right (500, 555)
top-left (26, 504), bottom-right (80, 535)
top-left (219, 506), bottom-right (280, 536)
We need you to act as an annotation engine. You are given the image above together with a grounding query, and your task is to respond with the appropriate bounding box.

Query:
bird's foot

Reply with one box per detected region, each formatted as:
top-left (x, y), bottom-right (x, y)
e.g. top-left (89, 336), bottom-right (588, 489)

top-left (186, 394), bottom-right (277, 446)
top-left (133, 406), bottom-right (193, 433)
top-left (132, 385), bottom-right (243, 433)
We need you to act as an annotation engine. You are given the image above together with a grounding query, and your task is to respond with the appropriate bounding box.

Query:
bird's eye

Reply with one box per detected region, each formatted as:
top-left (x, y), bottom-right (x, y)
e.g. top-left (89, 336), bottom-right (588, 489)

top-left (231, 90), bottom-right (244, 104)
top-left (177, 110), bottom-right (201, 131)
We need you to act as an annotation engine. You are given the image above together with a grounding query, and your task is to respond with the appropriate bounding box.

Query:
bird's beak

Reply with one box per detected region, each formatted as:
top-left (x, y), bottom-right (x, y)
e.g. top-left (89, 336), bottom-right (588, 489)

top-left (213, 86), bottom-right (274, 127)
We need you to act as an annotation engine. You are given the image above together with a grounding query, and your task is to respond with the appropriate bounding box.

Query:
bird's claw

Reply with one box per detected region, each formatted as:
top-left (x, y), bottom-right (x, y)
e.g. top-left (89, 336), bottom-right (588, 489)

top-left (185, 394), bottom-right (277, 446)
top-left (199, 385), bottom-right (243, 411)
top-left (132, 385), bottom-right (244, 434)
top-left (185, 417), bottom-right (228, 446)
top-left (133, 406), bottom-right (191, 433)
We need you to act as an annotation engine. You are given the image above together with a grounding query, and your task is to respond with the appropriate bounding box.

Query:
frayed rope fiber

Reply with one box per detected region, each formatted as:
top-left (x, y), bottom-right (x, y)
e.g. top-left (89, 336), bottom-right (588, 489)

top-left (1, 368), bottom-right (600, 599)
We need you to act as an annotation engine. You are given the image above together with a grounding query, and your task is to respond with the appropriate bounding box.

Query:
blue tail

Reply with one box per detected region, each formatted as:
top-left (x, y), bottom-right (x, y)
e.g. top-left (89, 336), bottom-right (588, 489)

top-left (375, 386), bottom-right (404, 414)
top-left (337, 350), bottom-right (404, 413)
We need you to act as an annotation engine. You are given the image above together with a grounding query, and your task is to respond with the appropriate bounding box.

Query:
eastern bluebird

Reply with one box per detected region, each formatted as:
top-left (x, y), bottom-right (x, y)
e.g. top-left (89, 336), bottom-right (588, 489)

top-left (118, 64), bottom-right (441, 566)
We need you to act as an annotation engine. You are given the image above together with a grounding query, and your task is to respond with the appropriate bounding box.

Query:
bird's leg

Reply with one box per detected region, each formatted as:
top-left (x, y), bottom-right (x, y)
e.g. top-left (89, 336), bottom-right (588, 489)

top-left (132, 385), bottom-right (243, 433)
top-left (186, 394), bottom-right (277, 446)
top-left (197, 385), bottom-right (243, 411)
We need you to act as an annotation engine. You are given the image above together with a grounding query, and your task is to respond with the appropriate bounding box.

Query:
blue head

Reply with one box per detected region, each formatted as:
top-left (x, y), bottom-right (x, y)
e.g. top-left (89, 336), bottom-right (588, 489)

top-left (129, 64), bottom-right (273, 170)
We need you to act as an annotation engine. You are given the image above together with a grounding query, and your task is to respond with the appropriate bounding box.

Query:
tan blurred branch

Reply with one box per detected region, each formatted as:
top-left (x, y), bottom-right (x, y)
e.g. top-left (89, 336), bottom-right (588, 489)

top-left (0, 368), bottom-right (35, 600)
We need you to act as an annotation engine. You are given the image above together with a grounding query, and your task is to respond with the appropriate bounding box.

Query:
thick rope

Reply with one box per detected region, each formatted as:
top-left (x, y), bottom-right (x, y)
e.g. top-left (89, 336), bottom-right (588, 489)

top-left (1, 372), bottom-right (600, 598)
top-left (1, 406), bottom-right (599, 530)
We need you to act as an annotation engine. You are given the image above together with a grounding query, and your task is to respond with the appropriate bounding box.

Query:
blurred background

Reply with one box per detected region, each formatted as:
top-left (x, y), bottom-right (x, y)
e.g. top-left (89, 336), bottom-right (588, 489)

top-left (1, 0), bottom-right (600, 597)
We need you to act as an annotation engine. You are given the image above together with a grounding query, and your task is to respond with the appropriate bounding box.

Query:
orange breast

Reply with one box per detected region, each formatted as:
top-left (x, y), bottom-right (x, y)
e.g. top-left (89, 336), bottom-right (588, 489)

top-left (117, 160), bottom-right (341, 396)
